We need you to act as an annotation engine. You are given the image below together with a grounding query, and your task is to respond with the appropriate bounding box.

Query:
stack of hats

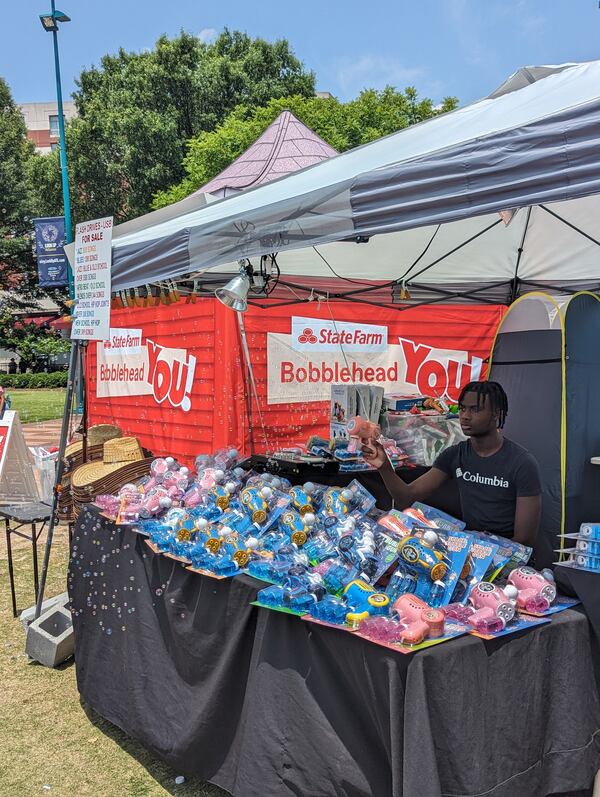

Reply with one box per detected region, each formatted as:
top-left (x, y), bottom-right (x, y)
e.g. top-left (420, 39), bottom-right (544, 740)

top-left (59, 424), bottom-right (122, 522)
top-left (71, 436), bottom-right (151, 518)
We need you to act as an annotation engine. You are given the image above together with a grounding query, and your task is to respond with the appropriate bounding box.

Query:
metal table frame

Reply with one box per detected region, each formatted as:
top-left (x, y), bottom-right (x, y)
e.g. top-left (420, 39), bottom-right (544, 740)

top-left (0, 503), bottom-right (52, 618)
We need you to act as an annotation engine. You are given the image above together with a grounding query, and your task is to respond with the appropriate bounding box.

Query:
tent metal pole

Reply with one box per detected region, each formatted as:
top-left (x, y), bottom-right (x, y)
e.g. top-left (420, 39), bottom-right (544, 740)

top-left (394, 218), bottom-right (503, 284)
top-left (539, 205), bottom-right (600, 248)
top-left (509, 207), bottom-right (532, 303)
top-left (406, 280), bottom-right (512, 304)
top-left (34, 340), bottom-right (79, 620)
top-left (517, 279), bottom-right (599, 296)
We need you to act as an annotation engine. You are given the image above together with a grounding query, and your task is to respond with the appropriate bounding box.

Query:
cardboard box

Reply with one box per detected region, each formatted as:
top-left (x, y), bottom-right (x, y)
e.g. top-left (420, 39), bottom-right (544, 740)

top-left (330, 385), bottom-right (356, 425)
top-left (384, 394), bottom-right (425, 412)
top-left (369, 386), bottom-right (385, 423)
top-left (330, 421), bottom-right (350, 441)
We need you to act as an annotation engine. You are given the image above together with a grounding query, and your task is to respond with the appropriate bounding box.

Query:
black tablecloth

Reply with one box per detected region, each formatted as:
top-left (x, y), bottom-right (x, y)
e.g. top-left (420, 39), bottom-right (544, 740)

top-left (68, 507), bottom-right (600, 797)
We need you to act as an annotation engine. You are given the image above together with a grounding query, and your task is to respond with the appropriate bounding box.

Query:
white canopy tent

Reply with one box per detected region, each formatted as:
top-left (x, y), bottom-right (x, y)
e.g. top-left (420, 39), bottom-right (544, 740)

top-left (77, 60), bottom-right (600, 304)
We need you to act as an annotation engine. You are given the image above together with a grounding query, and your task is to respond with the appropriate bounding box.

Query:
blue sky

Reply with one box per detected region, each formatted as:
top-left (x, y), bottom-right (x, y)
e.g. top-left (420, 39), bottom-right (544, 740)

top-left (2, 1), bottom-right (599, 107)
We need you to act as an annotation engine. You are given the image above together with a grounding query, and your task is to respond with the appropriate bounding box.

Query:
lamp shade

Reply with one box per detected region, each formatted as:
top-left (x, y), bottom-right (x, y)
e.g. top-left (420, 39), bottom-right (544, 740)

top-left (215, 271), bottom-right (251, 312)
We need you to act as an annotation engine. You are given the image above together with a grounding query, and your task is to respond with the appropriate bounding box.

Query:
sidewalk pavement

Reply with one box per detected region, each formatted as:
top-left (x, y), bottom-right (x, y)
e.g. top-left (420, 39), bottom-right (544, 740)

top-left (22, 418), bottom-right (64, 449)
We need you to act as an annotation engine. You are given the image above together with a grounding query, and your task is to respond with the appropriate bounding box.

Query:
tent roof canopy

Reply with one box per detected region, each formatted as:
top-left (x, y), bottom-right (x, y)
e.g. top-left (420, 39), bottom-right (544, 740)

top-left (195, 110), bottom-right (338, 198)
top-left (104, 60), bottom-right (600, 305)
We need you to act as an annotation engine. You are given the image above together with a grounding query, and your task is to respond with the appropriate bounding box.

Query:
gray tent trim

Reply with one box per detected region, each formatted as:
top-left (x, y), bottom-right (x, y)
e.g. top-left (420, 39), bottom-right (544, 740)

top-left (79, 60), bottom-right (600, 299)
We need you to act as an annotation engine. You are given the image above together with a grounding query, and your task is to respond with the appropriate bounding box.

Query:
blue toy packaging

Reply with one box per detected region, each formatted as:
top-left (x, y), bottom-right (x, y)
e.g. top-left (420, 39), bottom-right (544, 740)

top-left (452, 538), bottom-right (499, 603)
top-left (411, 502), bottom-right (466, 533)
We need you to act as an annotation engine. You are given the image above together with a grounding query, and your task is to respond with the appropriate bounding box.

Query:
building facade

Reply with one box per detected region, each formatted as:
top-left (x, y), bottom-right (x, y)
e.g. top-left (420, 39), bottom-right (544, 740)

top-left (19, 101), bottom-right (77, 154)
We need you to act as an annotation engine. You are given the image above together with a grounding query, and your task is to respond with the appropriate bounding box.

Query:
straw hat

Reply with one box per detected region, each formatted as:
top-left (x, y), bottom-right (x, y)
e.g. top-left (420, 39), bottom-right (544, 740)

top-left (72, 437), bottom-right (145, 488)
top-left (65, 424), bottom-right (122, 458)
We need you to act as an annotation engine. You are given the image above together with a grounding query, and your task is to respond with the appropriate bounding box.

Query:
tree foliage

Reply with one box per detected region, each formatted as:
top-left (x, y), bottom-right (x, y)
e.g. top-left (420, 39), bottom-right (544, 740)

top-left (153, 87), bottom-right (458, 208)
top-left (0, 77), bottom-right (38, 303)
top-left (31, 30), bottom-right (316, 225)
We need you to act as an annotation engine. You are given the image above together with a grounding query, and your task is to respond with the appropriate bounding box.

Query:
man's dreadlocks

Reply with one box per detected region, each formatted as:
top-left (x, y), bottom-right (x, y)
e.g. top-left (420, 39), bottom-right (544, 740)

top-left (458, 381), bottom-right (508, 429)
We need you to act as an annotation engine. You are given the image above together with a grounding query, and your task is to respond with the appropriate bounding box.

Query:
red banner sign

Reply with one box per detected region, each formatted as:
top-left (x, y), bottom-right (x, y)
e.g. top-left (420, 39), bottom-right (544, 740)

top-left (87, 299), bottom-right (505, 466)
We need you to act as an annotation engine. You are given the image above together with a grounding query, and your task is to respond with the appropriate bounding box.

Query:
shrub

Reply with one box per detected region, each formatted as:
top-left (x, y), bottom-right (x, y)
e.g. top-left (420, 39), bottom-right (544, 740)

top-left (0, 371), bottom-right (68, 388)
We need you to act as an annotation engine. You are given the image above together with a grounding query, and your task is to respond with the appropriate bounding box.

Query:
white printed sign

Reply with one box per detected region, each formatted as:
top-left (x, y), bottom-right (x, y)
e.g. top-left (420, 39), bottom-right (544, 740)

top-left (0, 411), bottom-right (40, 503)
top-left (267, 334), bottom-right (483, 405)
top-left (291, 316), bottom-right (387, 352)
top-left (96, 329), bottom-right (197, 412)
top-left (72, 216), bottom-right (113, 341)
top-left (102, 328), bottom-right (143, 356)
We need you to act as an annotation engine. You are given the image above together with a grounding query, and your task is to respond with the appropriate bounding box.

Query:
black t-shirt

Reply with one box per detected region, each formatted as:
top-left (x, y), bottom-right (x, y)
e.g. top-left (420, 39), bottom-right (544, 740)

top-left (433, 438), bottom-right (541, 537)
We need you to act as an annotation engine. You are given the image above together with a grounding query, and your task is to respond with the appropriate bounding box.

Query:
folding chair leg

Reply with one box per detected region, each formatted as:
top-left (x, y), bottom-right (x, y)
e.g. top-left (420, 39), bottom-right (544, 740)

top-left (5, 519), bottom-right (17, 618)
top-left (32, 523), bottom-right (39, 602)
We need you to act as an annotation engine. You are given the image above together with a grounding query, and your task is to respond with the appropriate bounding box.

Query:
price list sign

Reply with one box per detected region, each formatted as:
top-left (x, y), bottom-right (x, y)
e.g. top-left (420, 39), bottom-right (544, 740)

top-left (72, 216), bottom-right (114, 341)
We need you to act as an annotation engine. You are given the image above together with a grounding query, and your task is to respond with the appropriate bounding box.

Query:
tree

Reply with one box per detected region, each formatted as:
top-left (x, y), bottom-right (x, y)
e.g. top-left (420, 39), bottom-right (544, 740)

top-left (31, 30), bottom-right (316, 225)
top-left (0, 308), bottom-right (70, 371)
top-left (0, 77), bottom-right (38, 305)
top-left (152, 88), bottom-right (458, 208)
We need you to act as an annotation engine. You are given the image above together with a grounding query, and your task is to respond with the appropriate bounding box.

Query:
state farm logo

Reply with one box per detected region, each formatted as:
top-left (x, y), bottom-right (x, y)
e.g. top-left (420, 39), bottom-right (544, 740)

top-left (291, 316), bottom-right (387, 352)
top-left (298, 327), bottom-right (318, 345)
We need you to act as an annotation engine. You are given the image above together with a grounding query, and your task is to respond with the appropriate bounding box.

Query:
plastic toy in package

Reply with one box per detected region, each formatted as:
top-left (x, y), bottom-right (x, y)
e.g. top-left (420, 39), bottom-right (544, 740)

top-left (256, 570), bottom-right (325, 613)
top-left (468, 529), bottom-right (532, 577)
top-left (278, 509), bottom-right (318, 547)
top-left (555, 523), bottom-right (600, 571)
top-left (387, 530), bottom-right (450, 607)
top-left (357, 616), bottom-right (408, 644)
top-left (578, 523), bottom-right (600, 541)
top-left (287, 483), bottom-right (317, 516)
top-left (445, 581), bottom-right (517, 634)
top-left (411, 502), bottom-right (466, 533)
top-left (315, 558), bottom-right (360, 596)
top-left (391, 594), bottom-right (446, 645)
top-left (451, 538), bottom-right (499, 604)
top-left (239, 484), bottom-right (292, 533)
top-left (433, 530), bottom-right (473, 606)
top-left (303, 532), bottom-right (338, 566)
top-left (343, 578), bottom-right (390, 626)
top-left (337, 527), bottom-right (379, 582)
top-left (507, 566), bottom-right (557, 613)
top-left (321, 480), bottom-right (376, 519)
top-left (376, 510), bottom-right (415, 539)
top-left (308, 594), bottom-right (348, 625)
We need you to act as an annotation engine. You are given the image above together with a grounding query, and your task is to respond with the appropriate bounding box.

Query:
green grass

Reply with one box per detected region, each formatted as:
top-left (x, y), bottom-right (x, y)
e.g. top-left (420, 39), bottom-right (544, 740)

top-left (6, 389), bottom-right (67, 424)
top-left (0, 530), bottom-right (229, 797)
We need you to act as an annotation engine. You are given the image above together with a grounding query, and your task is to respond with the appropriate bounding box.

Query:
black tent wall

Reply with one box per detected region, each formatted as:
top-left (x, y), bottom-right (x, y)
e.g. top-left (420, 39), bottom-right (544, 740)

top-left (490, 292), bottom-right (600, 568)
top-left (564, 293), bottom-right (600, 534)
top-left (490, 322), bottom-right (563, 568)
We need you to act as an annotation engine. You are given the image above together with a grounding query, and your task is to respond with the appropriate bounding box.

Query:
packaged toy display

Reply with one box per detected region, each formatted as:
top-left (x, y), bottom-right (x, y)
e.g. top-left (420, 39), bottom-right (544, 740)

top-left (445, 582), bottom-right (517, 634)
top-left (386, 530), bottom-right (450, 607)
top-left (343, 578), bottom-right (390, 626)
top-left (507, 566), bottom-right (557, 613)
top-left (411, 502), bottom-right (466, 533)
top-left (452, 538), bottom-right (499, 603)
top-left (391, 594), bottom-right (446, 645)
top-left (89, 443), bottom-right (575, 658)
top-left (555, 522), bottom-right (600, 572)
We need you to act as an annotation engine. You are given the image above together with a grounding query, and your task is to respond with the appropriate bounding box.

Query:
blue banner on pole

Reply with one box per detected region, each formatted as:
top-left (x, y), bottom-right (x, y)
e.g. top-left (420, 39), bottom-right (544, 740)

top-left (33, 216), bottom-right (68, 287)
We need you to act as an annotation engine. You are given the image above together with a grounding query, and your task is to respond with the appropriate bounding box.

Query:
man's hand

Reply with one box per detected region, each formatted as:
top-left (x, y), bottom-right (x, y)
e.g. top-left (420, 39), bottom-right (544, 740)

top-left (361, 438), bottom-right (389, 470)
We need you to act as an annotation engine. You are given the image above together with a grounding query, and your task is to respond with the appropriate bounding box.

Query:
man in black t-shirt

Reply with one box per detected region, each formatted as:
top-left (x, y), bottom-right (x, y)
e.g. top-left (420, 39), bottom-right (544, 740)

top-left (362, 381), bottom-right (542, 547)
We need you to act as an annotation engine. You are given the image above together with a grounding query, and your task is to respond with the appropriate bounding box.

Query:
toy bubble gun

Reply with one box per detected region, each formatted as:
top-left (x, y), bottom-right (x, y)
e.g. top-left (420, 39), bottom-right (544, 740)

top-left (392, 593), bottom-right (445, 645)
top-left (346, 416), bottom-right (382, 454)
top-left (466, 582), bottom-right (517, 633)
top-left (507, 566), bottom-right (557, 613)
top-left (396, 531), bottom-right (449, 604)
top-left (343, 578), bottom-right (390, 626)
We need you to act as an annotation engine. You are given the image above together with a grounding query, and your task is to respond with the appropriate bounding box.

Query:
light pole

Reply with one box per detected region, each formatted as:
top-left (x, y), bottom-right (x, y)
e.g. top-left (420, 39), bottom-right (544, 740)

top-left (35, 3), bottom-right (78, 623)
top-left (39, 1), bottom-right (73, 299)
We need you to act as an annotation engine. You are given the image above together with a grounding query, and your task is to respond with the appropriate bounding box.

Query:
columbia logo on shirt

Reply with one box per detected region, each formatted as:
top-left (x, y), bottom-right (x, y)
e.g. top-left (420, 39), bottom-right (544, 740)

top-left (455, 467), bottom-right (509, 488)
